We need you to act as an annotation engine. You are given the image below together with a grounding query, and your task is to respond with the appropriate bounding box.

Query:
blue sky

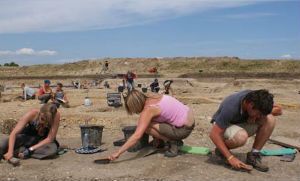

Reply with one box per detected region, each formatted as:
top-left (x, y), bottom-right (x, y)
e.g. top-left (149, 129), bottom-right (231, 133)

top-left (0, 0), bottom-right (299, 66)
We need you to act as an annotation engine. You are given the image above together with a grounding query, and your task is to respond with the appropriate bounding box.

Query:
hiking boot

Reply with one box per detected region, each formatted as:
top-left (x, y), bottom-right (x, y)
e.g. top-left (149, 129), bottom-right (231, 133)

top-left (177, 140), bottom-right (184, 147)
top-left (246, 152), bottom-right (269, 172)
top-left (164, 140), bottom-right (179, 157)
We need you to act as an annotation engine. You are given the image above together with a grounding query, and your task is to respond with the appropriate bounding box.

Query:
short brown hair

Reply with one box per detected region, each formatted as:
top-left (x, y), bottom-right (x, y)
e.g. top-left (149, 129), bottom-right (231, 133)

top-left (125, 90), bottom-right (148, 115)
top-left (57, 83), bottom-right (63, 88)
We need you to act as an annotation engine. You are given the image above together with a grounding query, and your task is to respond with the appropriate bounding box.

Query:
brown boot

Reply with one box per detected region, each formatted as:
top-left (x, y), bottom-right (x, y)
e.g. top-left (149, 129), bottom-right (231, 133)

top-left (246, 152), bottom-right (269, 172)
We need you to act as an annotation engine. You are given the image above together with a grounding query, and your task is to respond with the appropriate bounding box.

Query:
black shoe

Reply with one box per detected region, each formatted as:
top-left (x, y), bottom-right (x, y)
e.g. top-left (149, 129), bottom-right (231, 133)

top-left (177, 140), bottom-right (184, 147)
top-left (150, 138), bottom-right (165, 149)
top-left (164, 140), bottom-right (179, 157)
top-left (246, 152), bottom-right (269, 172)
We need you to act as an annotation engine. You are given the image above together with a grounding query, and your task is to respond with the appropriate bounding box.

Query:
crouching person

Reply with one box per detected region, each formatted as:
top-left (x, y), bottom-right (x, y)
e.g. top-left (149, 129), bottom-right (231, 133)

top-left (0, 103), bottom-right (60, 161)
top-left (209, 89), bottom-right (282, 172)
top-left (108, 90), bottom-right (195, 161)
top-left (52, 83), bottom-right (69, 108)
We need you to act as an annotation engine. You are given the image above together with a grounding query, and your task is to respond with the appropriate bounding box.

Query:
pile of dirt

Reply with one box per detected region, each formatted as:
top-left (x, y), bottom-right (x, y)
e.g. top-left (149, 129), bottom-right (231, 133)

top-left (0, 118), bottom-right (18, 134)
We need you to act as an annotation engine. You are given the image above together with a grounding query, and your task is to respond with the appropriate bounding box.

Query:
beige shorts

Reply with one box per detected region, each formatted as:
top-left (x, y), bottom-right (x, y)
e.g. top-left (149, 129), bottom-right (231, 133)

top-left (159, 122), bottom-right (194, 140)
top-left (223, 123), bottom-right (258, 140)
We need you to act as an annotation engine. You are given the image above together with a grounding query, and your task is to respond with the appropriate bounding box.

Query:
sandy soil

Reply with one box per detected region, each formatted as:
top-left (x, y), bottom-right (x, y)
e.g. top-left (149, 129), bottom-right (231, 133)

top-left (0, 77), bottom-right (299, 181)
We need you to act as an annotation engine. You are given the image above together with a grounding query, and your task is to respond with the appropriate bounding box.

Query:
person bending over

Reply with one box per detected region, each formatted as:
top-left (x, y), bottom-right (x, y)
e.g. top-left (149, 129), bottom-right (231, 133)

top-left (108, 90), bottom-right (195, 161)
top-left (0, 103), bottom-right (60, 161)
top-left (21, 83), bottom-right (35, 101)
top-left (163, 80), bottom-right (173, 95)
top-left (209, 89), bottom-right (282, 172)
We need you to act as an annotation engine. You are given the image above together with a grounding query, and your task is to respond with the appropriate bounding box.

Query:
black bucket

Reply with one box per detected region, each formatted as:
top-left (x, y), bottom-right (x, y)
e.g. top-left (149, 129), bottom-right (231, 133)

top-left (142, 87), bottom-right (147, 93)
top-left (118, 86), bottom-right (124, 93)
top-left (80, 125), bottom-right (104, 148)
top-left (122, 126), bottom-right (149, 152)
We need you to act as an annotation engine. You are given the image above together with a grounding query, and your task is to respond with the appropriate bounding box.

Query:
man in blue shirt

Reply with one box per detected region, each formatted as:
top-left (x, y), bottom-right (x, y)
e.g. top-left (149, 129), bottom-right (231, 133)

top-left (209, 89), bottom-right (282, 172)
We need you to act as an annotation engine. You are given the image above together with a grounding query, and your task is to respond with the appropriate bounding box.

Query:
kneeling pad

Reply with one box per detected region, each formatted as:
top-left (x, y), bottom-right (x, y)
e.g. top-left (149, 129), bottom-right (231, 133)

top-left (180, 146), bottom-right (210, 155)
top-left (260, 148), bottom-right (297, 156)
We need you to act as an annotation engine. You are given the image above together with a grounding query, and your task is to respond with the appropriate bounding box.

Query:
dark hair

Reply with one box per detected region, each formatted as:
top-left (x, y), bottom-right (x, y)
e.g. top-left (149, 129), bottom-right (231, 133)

top-left (57, 83), bottom-right (63, 88)
top-left (243, 89), bottom-right (274, 115)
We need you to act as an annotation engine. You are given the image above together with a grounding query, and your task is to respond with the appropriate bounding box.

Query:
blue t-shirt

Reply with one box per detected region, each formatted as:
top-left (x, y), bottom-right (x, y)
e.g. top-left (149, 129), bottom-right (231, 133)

top-left (211, 90), bottom-right (252, 130)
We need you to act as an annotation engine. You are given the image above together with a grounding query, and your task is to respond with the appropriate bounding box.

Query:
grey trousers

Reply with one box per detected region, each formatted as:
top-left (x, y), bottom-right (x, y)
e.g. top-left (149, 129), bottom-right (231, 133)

top-left (38, 94), bottom-right (51, 103)
top-left (0, 134), bottom-right (58, 159)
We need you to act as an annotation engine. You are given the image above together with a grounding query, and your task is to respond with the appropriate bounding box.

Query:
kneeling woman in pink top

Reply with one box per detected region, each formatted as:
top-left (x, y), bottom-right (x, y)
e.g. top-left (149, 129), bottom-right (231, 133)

top-left (108, 90), bottom-right (195, 161)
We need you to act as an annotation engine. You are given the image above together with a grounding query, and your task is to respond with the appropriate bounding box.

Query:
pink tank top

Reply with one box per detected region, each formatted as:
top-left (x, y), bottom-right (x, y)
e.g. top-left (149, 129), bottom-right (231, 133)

top-left (149, 95), bottom-right (189, 127)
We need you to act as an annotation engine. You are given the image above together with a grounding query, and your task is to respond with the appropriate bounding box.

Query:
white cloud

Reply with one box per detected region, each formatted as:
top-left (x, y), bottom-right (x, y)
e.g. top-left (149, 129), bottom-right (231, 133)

top-left (55, 58), bottom-right (83, 64)
top-left (16, 48), bottom-right (35, 55)
top-left (0, 0), bottom-right (275, 34)
top-left (281, 54), bottom-right (292, 58)
top-left (37, 50), bottom-right (57, 55)
top-left (223, 12), bottom-right (276, 19)
top-left (0, 48), bottom-right (57, 55)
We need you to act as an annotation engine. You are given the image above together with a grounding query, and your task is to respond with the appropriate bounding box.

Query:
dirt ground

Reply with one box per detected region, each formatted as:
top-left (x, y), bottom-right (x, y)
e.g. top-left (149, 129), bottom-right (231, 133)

top-left (0, 76), bottom-right (299, 181)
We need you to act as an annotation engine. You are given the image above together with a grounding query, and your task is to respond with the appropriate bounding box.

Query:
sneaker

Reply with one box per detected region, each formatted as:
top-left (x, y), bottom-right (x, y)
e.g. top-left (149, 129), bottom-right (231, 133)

top-left (246, 152), bottom-right (269, 172)
top-left (177, 140), bottom-right (184, 147)
top-left (164, 140), bottom-right (179, 157)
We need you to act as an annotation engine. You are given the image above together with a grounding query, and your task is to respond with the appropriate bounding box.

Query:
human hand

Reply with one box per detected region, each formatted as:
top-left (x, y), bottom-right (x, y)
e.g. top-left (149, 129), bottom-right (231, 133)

top-left (108, 152), bottom-right (120, 161)
top-left (18, 148), bottom-right (31, 159)
top-left (18, 152), bottom-right (24, 159)
top-left (3, 152), bottom-right (13, 160)
top-left (228, 156), bottom-right (247, 169)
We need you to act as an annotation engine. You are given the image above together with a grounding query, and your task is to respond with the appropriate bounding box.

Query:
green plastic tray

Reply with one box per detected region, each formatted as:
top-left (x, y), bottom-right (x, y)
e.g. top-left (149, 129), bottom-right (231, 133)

top-left (180, 146), bottom-right (210, 155)
top-left (260, 148), bottom-right (297, 156)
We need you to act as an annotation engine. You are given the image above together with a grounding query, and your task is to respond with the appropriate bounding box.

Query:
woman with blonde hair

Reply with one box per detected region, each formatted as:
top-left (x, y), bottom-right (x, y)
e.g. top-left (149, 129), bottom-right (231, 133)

top-left (109, 90), bottom-right (195, 161)
top-left (0, 103), bottom-right (60, 161)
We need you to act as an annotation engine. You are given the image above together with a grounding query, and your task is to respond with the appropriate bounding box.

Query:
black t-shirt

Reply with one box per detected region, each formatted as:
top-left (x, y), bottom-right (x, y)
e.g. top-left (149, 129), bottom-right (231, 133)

top-left (211, 90), bottom-right (252, 130)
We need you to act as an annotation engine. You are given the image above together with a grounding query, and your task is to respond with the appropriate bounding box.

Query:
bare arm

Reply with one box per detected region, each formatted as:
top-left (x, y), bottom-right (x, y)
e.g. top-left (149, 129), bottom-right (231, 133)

top-left (63, 91), bottom-right (69, 103)
top-left (272, 102), bottom-right (282, 116)
top-left (209, 124), bottom-right (231, 158)
top-left (108, 108), bottom-right (154, 161)
top-left (209, 123), bottom-right (247, 169)
top-left (30, 112), bottom-right (60, 151)
top-left (23, 88), bottom-right (27, 101)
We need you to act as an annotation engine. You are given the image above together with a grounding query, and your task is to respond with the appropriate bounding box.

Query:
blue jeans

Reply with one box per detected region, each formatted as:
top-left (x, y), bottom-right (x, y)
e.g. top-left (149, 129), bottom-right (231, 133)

top-left (126, 81), bottom-right (135, 93)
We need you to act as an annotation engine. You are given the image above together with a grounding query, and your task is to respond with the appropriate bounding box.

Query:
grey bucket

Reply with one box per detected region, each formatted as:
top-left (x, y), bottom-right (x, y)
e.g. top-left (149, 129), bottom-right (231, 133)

top-left (80, 125), bottom-right (104, 148)
top-left (122, 126), bottom-right (149, 152)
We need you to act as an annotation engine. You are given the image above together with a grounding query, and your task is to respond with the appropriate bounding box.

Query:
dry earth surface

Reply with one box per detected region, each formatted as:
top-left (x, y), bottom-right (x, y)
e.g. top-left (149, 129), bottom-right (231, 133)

top-left (0, 74), bottom-right (299, 181)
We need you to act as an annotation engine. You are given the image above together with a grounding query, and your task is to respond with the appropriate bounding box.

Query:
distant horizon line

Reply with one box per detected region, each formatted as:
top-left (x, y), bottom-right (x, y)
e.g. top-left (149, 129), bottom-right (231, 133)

top-left (1, 56), bottom-right (299, 67)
